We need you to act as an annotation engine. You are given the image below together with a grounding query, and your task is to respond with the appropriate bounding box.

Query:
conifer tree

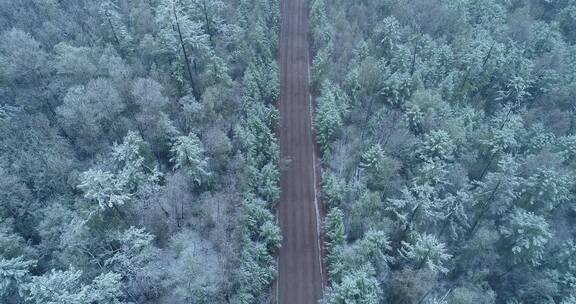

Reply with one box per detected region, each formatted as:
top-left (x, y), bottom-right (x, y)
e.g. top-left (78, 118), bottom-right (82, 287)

top-left (170, 133), bottom-right (210, 185)
top-left (400, 233), bottom-right (452, 274)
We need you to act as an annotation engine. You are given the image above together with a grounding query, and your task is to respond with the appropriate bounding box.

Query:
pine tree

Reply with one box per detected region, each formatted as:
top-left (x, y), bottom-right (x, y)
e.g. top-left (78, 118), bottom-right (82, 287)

top-left (360, 144), bottom-right (398, 191)
top-left (104, 227), bottom-right (158, 284)
top-left (321, 172), bottom-right (348, 208)
top-left (112, 131), bottom-right (150, 185)
top-left (437, 190), bottom-right (470, 239)
top-left (187, 0), bottom-right (225, 44)
top-left (373, 17), bottom-right (401, 58)
top-left (400, 232), bottom-right (452, 274)
top-left (309, 0), bottom-right (332, 53)
top-left (21, 268), bottom-right (126, 304)
top-left (315, 82), bottom-right (349, 152)
top-left (312, 44), bottom-right (333, 87)
top-left (99, 1), bottom-right (133, 50)
top-left (79, 132), bottom-right (161, 211)
top-left (468, 155), bottom-right (523, 238)
top-left (521, 168), bottom-right (574, 212)
top-left (501, 208), bottom-right (552, 267)
top-left (416, 130), bottom-right (456, 163)
top-left (346, 230), bottom-right (391, 273)
top-left (325, 208), bottom-right (346, 283)
top-left (132, 78), bottom-right (179, 153)
top-left (323, 264), bottom-right (382, 304)
top-left (170, 133), bottom-right (210, 185)
top-left (387, 184), bottom-right (443, 232)
top-left (0, 257), bottom-right (34, 298)
top-left (156, 0), bottom-right (209, 99)
top-left (260, 221), bottom-right (281, 252)
top-left (236, 100), bottom-right (279, 168)
top-left (236, 240), bottom-right (276, 304)
top-left (78, 169), bottom-right (131, 210)
top-left (250, 162), bottom-right (280, 203)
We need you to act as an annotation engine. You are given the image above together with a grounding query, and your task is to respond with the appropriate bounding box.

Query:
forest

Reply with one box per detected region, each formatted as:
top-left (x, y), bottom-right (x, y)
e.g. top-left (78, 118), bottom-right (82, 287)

top-left (1, 0), bottom-right (576, 304)
top-left (311, 0), bottom-right (576, 303)
top-left (0, 0), bottom-right (281, 303)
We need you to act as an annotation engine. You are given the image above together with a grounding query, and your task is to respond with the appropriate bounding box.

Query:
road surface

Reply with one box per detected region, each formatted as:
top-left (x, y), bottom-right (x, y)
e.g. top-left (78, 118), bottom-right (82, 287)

top-left (277, 0), bottom-right (324, 302)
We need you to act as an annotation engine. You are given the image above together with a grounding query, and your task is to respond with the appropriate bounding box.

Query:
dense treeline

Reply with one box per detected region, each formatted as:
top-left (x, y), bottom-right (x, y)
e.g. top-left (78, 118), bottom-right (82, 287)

top-left (311, 0), bottom-right (576, 303)
top-left (0, 0), bottom-right (280, 303)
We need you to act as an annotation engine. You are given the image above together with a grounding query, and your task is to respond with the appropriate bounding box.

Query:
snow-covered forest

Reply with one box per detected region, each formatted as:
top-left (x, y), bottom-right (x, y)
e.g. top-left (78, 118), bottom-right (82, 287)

top-left (311, 0), bottom-right (576, 303)
top-left (0, 0), bottom-right (281, 303)
top-left (2, 0), bottom-right (576, 303)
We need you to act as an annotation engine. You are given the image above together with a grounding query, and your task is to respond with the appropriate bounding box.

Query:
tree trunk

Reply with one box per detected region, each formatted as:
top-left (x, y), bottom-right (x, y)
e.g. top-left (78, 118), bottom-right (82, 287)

top-left (467, 179), bottom-right (502, 239)
top-left (173, 4), bottom-right (200, 101)
top-left (202, 0), bottom-right (214, 46)
top-left (105, 11), bottom-right (122, 47)
top-left (410, 41), bottom-right (418, 76)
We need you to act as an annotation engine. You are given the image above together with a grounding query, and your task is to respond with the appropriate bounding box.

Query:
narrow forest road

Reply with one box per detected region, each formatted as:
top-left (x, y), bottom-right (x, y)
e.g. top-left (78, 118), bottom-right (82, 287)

top-left (277, 0), bottom-right (324, 302)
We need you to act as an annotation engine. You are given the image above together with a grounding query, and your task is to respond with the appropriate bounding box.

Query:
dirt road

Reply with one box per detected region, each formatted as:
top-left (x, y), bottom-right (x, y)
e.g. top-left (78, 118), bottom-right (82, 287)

top-left (277, 0), bottom-right (324, 302)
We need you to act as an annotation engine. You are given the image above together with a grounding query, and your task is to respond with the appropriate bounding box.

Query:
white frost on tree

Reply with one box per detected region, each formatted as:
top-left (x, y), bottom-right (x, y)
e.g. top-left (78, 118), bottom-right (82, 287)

top-left (400, 233), bottom-right (452, 274)
top-left (79, 131), bottom-right (162, 210)
top-left (501, 208), bottom-right (552, 266)
top-left (21, 267), bottom-right (126, 304)
top-left (78, 169), bottom-right (131, 209)
top-left (0, 257), bottom-right (35, 297)
top-left (170, 133), bottom-right (210, 185)
top-left (323, 264), bottom-right (382, 304)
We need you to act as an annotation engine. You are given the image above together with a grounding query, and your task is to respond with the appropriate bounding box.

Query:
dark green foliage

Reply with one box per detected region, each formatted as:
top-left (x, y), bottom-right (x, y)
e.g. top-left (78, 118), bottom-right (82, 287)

top-left (312, 0), bottom-right (576, 303)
